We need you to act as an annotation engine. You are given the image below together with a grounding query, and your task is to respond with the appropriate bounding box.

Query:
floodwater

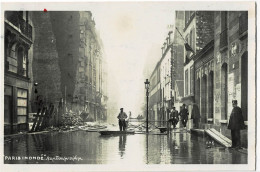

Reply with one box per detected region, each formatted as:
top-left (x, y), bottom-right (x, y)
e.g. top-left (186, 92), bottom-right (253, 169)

top-left (4, 129), bottom-right (247, 164)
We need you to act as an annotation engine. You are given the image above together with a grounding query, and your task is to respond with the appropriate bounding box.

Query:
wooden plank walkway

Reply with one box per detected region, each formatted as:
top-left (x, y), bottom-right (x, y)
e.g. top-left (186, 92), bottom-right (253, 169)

top-left (99, 131), bottom-right (135, 135)
top-left (205, 128), bottom-right (232, 148)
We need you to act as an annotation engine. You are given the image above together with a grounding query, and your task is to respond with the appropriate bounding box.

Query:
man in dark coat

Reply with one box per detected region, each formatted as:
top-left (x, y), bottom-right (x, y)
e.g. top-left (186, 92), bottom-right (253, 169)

top-left (117, 108), bottom-right (128, 131)
top-left (180, 104), bottom-right (189, 128)
top-left (228, 100), bottom-right (246, 148)
top-left (168, 107), bottom-right (179, 129)
top-left (191, 103), bottom-right (200, 129)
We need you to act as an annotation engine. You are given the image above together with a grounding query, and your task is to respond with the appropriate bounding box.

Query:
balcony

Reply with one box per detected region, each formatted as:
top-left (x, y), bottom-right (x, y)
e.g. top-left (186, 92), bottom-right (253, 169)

top-left (5, 11), bottom-right (32, 41)
top-left (239, 12), bottom-right (248, 39)
top-left (219, 28), bottom-right (228, 51)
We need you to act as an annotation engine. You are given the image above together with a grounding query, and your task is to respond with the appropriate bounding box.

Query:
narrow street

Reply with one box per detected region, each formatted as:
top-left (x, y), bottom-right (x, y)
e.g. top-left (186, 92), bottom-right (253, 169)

top-left (4, 128), bottom-right (247, 164)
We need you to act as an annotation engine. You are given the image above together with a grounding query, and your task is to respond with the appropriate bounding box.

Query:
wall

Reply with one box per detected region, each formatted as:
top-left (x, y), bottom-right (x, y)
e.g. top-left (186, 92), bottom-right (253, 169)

top-left (31, 12), bottom-right (62, 111)
top-left (214, 11), bottom-right (248, 147)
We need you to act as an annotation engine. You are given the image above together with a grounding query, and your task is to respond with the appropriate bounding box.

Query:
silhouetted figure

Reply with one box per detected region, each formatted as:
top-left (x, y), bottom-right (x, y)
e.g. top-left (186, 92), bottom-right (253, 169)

top-left (191, 103), bottom-right (200, 129)
top-left (180, 104), bottom-right (189, 128)
top-left (228, 100), bottom-right (246, 148)
top-left (168, 107), bottom-right (179, 129)
top-left (117, 108), bottom-right (128, 131)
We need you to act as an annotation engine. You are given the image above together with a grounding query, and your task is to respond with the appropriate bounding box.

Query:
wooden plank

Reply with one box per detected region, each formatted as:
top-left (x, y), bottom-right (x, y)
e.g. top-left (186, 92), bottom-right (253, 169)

top-left (209, 128), bottom-right (232, 145)
top-left (205, 129), bottom-right (231, 147)
top-left (99, 131), bottom-right (135, 135)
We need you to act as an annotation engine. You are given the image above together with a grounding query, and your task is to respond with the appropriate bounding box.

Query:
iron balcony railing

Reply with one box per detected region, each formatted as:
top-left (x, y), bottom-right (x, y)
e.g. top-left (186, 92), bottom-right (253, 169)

top-left (219, 28), bottom-right (228, 49)
top-left (5, 11), bottom-right (32, 40)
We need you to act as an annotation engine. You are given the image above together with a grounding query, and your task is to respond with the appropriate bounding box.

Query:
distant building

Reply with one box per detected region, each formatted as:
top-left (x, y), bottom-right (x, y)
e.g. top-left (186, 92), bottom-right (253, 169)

top-left (148, 62), bottom-right (161, 126)
top-left (4, 11), bottom-right (33, 134)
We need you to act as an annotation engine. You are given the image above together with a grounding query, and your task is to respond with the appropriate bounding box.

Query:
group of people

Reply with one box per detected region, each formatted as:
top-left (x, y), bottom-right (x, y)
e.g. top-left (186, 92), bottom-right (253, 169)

top-left (168, 104), bottom-right (190, 129)
top-left (168, 103), bottom-right (201, 129)
top-left (117, 100), bottom-right (245, 149)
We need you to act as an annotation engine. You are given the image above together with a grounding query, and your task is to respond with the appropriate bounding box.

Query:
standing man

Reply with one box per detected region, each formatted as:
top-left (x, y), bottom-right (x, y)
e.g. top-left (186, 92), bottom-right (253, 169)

top-left (228, 100), bottom-right (246, 148)
top-left (180, 104), bottom-right (189, 128)
top-left (117, 108), bottom-right (128, 131)
top-left (191, 103), bottom-right (200, 129)
top-left (168, 107), bottom-right (179, 129)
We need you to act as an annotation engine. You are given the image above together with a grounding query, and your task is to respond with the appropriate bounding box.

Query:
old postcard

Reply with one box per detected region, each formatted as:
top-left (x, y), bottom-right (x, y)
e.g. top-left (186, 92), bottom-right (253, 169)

top-left (0, 1), bottom-right (256, 171)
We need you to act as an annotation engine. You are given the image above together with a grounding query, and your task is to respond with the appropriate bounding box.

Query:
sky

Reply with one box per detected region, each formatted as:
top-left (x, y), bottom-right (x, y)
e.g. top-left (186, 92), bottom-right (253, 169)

top-left (88, 2), bottom-right (176, 118)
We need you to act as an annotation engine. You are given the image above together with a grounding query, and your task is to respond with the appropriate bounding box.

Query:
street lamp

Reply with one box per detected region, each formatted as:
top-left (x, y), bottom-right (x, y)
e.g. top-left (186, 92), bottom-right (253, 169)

top-left (144, 79), bottom-right (150, 133)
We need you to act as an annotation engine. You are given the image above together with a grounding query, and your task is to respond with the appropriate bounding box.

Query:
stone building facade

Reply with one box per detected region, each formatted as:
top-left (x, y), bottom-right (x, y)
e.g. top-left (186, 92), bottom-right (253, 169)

top-left (4, 11), bottom-right (108, 134)
top-left (4, 11), bottom-right (33, 134)
top-left (148, 63), bottom-right (161, 126)
top-left (171, 11), bottom-right (185, 112)
top-left (182, 11), bottom-right (248, 147)
top-left (212, 11), bottom-right (248, 147)
top-left (181, 11), bottom-right (215, 129)
top-left (46, 11), bottom-right (108, 121)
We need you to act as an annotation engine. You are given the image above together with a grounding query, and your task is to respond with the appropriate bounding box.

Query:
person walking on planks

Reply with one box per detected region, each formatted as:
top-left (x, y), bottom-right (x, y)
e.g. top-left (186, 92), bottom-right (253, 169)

top-left (180, 104), bottom-right (189, 128)
top-left (117, 108), bottom-right (128, 131)
top-left (168, 107), bottom-right (179, 129)
top-left (228, 100), bottom-right (246, 148)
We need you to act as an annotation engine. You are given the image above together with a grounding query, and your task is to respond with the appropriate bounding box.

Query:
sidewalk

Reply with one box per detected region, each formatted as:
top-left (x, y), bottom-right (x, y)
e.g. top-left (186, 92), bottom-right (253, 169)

top-left (190, 128), bottom-right (248, 154)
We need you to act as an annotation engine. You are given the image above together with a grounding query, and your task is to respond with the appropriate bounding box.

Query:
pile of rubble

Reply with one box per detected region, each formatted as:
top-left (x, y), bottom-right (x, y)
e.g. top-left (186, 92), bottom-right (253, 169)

top-left (61, 110), bottom-right (84, 126)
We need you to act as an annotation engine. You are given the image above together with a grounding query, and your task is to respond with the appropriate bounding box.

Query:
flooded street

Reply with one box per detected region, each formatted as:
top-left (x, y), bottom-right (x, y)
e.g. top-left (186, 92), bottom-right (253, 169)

top-left (4, 129), bottom-right (247, 164)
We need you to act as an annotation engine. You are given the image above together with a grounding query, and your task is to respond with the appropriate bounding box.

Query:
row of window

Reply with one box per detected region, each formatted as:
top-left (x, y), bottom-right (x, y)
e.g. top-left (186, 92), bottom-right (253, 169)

top-left (4, 85), bottom-right (28, 125)
top-left (185, 66), bottom-right (194, 96)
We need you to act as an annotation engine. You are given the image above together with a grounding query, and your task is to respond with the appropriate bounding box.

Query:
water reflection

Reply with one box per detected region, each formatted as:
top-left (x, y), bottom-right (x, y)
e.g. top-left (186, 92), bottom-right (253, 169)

top-left (118, 135), bottom-right (126, 158)
top-left (4, 130), bottom-right (247, 164)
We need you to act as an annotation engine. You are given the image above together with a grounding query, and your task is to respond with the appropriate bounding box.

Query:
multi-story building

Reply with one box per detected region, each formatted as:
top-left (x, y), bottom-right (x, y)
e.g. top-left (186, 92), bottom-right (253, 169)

top-left (171, 11), bottom-right (185, 112)
top-left (46, 11), bottom-right (108, 121)
top-left (148, 62), bottom-right (161, 126)
top-left (181, 11), bottom-right (214, 129)
top-left (160, 37), bottom-right (173, 125)
top-left (4, 11), bottom-right (33, 134)
top-left (212, 11), bottom-right (248, 147)
top-left (4, 11), bottom-right (108, 135)
top-left (185, 11), bottom-right (248, 147)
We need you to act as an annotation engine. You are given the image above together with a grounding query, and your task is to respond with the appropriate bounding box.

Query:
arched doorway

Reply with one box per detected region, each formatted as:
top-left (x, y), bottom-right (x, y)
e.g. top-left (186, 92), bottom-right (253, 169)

top-left (221, 63), bottom-right (228, 120)
top-left (201, 75), bottom-right (207, 123)
top-left (195, 77), bottom-right (200, 109)
top-left (241, 52), bottom-right (248, 121)
top-left (208, 71), bottom-right (214, 120)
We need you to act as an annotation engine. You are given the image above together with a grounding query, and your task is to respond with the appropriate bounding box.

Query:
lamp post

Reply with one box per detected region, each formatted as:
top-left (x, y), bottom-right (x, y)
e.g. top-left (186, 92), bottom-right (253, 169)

top-left (144, 79), bottom-right (150, 133)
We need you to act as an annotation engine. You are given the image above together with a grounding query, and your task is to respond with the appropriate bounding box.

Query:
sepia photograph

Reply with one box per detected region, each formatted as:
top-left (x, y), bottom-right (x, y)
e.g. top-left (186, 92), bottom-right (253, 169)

top-left (1, 1), bottom-right (256, 171)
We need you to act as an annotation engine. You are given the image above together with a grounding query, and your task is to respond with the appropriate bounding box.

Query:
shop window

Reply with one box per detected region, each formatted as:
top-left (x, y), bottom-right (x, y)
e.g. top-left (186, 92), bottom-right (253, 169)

top-left (17, 88), bottom-right (28, 124)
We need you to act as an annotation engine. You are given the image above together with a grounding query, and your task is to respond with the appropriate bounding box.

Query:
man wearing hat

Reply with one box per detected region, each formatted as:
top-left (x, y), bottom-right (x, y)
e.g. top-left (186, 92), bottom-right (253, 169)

top-left (117, 108), bottom-right (128, 131)
top-left (180, 104), bottom-right (189, 128)
top-left (228, 100), bottom-right (246, 148)
top-left (168, 107), bottom-right (179, 129)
